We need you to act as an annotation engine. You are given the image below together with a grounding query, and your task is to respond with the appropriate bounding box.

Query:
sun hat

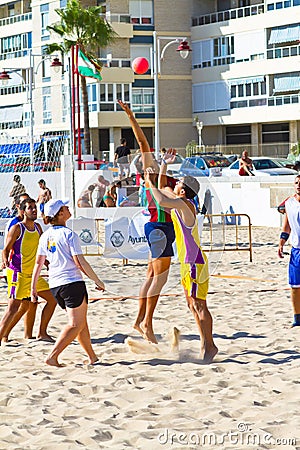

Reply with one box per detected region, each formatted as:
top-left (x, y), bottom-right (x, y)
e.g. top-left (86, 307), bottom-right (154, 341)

top-left (44, 199), bottom-right (69, 218)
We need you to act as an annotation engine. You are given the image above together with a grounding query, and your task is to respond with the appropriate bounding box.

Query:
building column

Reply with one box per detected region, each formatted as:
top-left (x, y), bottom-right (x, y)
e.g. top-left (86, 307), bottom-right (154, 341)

top-left (290, 121), bottom-right (298, 145)
top-left (251, 123), bottom-right (261, 156)
top-left (109, 127), bottom-right (122, 162)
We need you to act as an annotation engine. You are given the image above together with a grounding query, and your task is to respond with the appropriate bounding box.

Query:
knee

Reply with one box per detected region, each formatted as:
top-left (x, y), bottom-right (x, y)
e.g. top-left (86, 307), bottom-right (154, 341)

top-left (8, 302), bottom-right (20, 315)
top-left (193, 299), bottom-right (207, 314)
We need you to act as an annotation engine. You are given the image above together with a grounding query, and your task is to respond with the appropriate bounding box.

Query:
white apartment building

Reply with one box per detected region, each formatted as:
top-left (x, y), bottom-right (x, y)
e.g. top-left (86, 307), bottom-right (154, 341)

top-left (0, 0), bottom-right (299, 163)
top-left (191, 0), bottom-right (300, 156)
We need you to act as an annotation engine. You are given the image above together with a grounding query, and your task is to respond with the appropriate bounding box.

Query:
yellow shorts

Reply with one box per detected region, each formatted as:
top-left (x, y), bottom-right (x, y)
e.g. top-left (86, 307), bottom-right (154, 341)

top-left (180, 255), bottom-right (209, 300)
top-left (7, 268), bottom-right (49, 300)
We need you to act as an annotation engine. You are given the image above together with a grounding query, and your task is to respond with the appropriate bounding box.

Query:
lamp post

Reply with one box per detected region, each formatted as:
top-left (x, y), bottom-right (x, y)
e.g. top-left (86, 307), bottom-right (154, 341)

top-left (152, 31), bottom-right (192, 160)
top-left (0, 49), bottom-right (62, 171)
top-left (195, 116), bottom-right (203, 149)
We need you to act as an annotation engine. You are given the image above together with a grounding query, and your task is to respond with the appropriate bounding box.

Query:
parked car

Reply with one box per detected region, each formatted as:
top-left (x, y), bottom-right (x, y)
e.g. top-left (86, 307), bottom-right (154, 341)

top-left (178, 155), bottom-right (231, 177)
top-left (129, 153), bottom-right (185, 176)
top-left (222, 157), bottom-right (298, 176)
top-left (272, 158), bottom-right (297, 170)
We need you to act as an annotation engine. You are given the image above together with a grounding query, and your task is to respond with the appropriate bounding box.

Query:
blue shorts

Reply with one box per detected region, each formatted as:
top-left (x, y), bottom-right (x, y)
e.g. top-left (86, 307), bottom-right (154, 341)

top-left (289, 247), bottom-right (300, 287)
top-left (144, 221), bottom-right (175, 259)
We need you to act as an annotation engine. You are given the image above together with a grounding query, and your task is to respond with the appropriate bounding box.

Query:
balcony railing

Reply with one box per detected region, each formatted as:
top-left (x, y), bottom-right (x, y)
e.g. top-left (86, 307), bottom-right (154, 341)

top-left (0, 85), bottom-right (27, 96)
top-left (0, 120), bottom-right (24, 130)
top-left (104, 13), bottom-right (131, 24)
top-left (0, 50), bottom-right (29, 61)
top-left (267, 44), bottom-right (300, 59)
top-left (230, 93), bottom-right (300, 109)
top-left (101, 58), bottom-right (131, 68)
top-left (0, 12), bottom-right (32, 27)
top-left (192, 4), bottom-right (264, 27)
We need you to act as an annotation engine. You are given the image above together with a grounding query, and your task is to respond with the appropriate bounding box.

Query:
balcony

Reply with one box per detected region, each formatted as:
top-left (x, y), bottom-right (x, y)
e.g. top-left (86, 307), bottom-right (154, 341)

top-left (0, 12), bottom-right (31, 28)
top-left (192, 3), bottom-right (264, 27)
top-left (267, 43), bottom-right (300, 59)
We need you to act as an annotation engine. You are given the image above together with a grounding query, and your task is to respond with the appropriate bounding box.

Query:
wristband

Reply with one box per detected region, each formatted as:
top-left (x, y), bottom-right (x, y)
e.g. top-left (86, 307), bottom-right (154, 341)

top-left (161, 159), bottom-right (167, 165)
top-left (280, 232), bottom-right (290, 241)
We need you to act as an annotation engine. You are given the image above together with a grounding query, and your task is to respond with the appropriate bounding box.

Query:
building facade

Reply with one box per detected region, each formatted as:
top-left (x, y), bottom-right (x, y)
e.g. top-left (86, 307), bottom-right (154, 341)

top-left (192, 0), bottom-right (300, 156)
top-left (0, 0), bottom-right (299, 162)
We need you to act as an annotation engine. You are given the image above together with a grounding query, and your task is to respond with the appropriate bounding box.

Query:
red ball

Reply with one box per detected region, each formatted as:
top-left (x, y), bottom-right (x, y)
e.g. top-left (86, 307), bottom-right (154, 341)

top-left (132, 57), bottom-right (149, 75)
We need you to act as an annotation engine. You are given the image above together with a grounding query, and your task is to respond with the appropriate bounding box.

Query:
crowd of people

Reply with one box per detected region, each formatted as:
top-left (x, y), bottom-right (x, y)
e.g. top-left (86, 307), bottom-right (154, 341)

top-left (0, 103), bottom-right (298, 368)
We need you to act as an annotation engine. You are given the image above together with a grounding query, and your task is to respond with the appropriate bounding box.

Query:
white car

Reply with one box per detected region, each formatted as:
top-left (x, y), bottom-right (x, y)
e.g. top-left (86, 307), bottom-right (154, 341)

top-left (222, 157), bottom-right (298, 177)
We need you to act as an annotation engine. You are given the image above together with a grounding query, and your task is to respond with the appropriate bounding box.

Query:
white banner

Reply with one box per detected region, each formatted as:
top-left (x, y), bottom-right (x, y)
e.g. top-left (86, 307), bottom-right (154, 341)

top-left (104, 211), bottom-right (150, 260)
top-left (104, 212), bottom-right (205, 260)
top-left (0, 217), bottom-right (98, 250)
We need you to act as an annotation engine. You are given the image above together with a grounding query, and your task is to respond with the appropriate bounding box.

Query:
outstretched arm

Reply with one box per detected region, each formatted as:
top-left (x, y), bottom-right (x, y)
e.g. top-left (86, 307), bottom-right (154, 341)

top-left (118, 100), bottom-right (158, 172)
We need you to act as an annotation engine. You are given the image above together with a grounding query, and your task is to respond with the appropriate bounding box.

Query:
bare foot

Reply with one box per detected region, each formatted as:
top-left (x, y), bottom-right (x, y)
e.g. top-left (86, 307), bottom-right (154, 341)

top-left (83, 356), bottom-right (99, 365)
top-left (36, 334), bottom-right (55, 343)
top-left (141, 322), bottom-right (158, 344)
top-left (201, 345), bottom-right (218, 364)
top-left (45, 356), bottom-right (64, 367)
top-left (133, 322), bottom-right (145, 338)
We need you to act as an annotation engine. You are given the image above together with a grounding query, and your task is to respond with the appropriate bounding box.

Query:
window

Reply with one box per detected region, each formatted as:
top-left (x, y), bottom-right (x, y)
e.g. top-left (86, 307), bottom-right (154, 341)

top-left (226, 125), bottom-right (251, 144)
top-left (213, 36), bottom-right (234, 58)
top-left (193, 82), bottom-right (230, 113)
top-left (129, 0), bottom-right (153, 25)
top-left (42, 87), bottom-right (51, 124)
top-left (40, 4), bottom-right (50, 41)
top-left (192, 40), bottom-right (212, 68)
top-left (262, 123), bottom-right (289, 143)
top-left (130, 44), bottom-right (152, 63)
top-left (86, 83), bottom-right (130, 112)
top-left (62, 85), bottom-right (68, 122)
top-left (230, 78), bottom-right (266, 99)
top-left (132, 88), bottom-right (154, 112)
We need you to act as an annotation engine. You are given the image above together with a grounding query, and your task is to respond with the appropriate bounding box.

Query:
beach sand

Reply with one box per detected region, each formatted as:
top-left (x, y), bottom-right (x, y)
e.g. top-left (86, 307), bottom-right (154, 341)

top-left (0, 226), bottom-right (299, 449)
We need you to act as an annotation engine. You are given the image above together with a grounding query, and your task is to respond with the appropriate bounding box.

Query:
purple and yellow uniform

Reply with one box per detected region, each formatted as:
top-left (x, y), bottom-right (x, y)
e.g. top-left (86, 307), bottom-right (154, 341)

top-left (7, 222), bottom-right (49, 299)
top-left (171, 208), bottom-right (209, 299)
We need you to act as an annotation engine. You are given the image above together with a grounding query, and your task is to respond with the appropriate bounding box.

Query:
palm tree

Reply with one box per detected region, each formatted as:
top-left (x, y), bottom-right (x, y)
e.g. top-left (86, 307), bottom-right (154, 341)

top-left (46, 0), bottom-right (116, 155)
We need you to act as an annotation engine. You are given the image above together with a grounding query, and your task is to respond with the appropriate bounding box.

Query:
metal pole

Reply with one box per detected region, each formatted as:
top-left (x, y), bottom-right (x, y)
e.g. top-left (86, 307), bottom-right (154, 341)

top-left (29, 49), bottom-right (34, 172)
top-left (153, 31), bottom-right (160, 160)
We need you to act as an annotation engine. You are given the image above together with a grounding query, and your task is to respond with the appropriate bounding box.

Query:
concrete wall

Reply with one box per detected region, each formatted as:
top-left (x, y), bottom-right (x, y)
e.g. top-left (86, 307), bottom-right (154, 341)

top-left (0, 160), bottom-right (295, 228)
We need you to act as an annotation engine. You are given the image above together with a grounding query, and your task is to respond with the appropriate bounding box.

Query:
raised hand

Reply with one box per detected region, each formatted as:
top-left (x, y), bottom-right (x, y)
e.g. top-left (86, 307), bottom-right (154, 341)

top-left (163, 148), bottom-right (177, 165)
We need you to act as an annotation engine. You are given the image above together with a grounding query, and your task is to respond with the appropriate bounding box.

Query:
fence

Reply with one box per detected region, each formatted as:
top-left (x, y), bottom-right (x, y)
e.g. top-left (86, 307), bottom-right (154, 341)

top-left (201, 214), bottom-right (253, 262)
top-left (80, 214), bottom-right (253, 263)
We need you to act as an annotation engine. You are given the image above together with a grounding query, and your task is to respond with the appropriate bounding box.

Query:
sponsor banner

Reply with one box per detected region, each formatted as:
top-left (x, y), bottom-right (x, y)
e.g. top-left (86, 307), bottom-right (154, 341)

top-left (104, 212), bottom-right (205, 260)
top-left (0, 217), bottom-right (97, 250)
top-left (69, 217), bottom-right (98, 246)
top-left (104, 212), bottom-right (149, 260)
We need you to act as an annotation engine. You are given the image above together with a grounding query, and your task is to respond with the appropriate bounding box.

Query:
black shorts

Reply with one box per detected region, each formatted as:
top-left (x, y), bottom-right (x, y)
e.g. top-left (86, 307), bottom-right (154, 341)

top-left (51, 281), bottom-right (88, 310)
top-left (144, 221), bottom-right (175, 259)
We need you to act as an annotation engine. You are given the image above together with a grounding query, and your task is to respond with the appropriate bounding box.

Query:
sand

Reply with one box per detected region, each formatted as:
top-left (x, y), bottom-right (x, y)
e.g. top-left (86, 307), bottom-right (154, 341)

top-left (0, 226), bottom-right (299, 449)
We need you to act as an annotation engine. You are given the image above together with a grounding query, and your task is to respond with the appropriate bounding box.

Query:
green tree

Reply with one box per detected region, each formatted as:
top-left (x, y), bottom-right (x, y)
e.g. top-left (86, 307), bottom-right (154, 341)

top-left (46, 0), bottom-right (116, 155)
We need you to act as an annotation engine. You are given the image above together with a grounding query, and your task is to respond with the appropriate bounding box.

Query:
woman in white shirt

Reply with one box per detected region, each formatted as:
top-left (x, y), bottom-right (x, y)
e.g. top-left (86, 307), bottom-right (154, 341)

top-left (31, 199), bottom-right (105, 367)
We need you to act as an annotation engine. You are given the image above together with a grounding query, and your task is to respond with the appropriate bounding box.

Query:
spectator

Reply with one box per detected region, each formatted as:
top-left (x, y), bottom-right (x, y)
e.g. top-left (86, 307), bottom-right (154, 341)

top-left (93, 175), bottom-right (110, 207)
top-left (114, 138), bottom-right (131, 179)
top-left (103, 181), bottom-right (121, 207)
top-left (36, 179), bottom-right (52, 216)
top-left (77, 185), bottom-right (94, 208)
top-left (9, 175), bottom-right (26, 215)
top-left (239, 150), bottom-right (254, 176)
